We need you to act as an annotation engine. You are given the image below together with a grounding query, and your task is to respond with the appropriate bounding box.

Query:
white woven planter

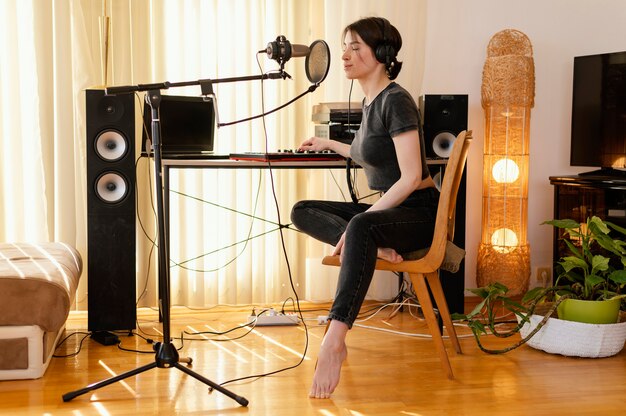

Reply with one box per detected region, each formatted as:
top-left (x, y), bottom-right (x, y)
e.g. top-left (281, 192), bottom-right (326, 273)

top-left (518, 312), bottom-right (626, 358)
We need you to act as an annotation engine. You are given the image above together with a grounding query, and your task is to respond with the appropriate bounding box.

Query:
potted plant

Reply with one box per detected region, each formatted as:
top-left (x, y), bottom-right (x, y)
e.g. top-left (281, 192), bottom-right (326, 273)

top-left (545, 216), bottom-right (626, 323)
top-left (453, 216), bottom-right (626, 356)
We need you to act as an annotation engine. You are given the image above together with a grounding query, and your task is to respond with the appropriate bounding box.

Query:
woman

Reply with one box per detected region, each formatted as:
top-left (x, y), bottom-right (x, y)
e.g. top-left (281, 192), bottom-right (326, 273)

top-left (291, 17), bottom-right (438, 398)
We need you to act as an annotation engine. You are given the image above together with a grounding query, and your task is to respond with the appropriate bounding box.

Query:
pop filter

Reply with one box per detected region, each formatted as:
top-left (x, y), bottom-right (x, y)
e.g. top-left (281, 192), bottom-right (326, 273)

top-left (305, 40), bottom-right (331, 85)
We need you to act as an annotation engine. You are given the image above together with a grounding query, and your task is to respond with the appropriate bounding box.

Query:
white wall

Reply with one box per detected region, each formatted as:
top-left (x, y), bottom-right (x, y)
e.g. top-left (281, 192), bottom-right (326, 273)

top-left (422, 0), bottom-right (626, 289)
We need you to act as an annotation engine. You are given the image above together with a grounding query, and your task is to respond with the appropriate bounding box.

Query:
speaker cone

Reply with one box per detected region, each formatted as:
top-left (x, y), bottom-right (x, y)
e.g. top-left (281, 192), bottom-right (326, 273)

top-left (432, 132), bottom-right (456, 158)
top-left (95, 130), bottom-right (128, 162)
top-left (97, 95), bottom-right (125, 123)
top-left (432, 171), bottom-right (443, 191)
top-left (95, 172), bottom-right (129, 204)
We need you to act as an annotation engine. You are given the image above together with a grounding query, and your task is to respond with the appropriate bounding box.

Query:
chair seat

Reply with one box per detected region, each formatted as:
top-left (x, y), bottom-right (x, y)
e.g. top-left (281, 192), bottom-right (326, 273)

top-left (322, 254), bottom-right (437, 273)
top-left (322, 240), bottom-right (466, 274)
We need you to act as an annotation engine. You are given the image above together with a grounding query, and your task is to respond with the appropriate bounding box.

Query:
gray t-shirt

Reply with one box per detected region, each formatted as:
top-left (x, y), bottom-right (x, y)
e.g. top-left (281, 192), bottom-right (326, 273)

top-left (349, 82), bottom-right (430, 192)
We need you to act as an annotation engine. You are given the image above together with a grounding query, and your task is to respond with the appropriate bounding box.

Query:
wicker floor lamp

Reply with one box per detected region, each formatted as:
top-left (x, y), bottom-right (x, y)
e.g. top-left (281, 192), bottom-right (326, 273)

top-left (476, 29), bottom-right (535, 295)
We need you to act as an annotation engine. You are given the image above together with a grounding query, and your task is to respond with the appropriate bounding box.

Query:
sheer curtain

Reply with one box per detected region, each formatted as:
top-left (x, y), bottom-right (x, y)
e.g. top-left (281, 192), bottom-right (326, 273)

top-left (0, 0), bottom-right (425, 310)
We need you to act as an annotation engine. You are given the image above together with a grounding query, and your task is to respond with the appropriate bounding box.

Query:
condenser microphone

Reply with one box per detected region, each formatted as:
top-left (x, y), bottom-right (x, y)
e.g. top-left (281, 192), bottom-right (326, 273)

top-left (262, 35), bottom-right (310, 63)
top-left (261, 36), bottom-right (331, 85)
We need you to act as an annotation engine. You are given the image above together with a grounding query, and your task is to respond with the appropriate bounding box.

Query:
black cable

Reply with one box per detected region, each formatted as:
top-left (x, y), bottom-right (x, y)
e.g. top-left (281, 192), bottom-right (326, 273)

top-left (215, 52), bottom-right (309, 388)
top-left (280, 297), bottom-right (296, 314)
top-left (134, 155), bottom-right (157, 305)
top-left (133, 91), bottom-right (159, 306)
top-left (346, 80), bottom-right (359, 204)
top-left (218, 83), bottom-right (317, 127)
top-left (52, 331), bottom-right (92, 358)
top-left (183, 320), bottom-right (256, 337)
top-left (117, 331), bottom-right (185, 354)
top-left (164, 180), bottom-right (268, 272)
top-left (168, 226), bottom-right (283, 273)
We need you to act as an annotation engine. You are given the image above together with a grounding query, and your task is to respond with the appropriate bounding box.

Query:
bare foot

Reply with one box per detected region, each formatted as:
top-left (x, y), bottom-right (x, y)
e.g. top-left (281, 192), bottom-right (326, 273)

top-left (309, 341), bottom-right (347, 399)
top-left (377, 247), bottom-right (403, 263)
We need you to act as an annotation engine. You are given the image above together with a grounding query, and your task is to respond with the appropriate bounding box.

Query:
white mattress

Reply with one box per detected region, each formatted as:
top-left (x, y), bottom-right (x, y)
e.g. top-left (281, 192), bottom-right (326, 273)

top-left (0, 324), bottom-right (64, 380)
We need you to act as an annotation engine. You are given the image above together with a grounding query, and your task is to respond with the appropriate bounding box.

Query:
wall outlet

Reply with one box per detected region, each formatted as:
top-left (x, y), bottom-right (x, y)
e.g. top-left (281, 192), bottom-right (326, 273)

top-left (536, 267), bottom-right (552, 287)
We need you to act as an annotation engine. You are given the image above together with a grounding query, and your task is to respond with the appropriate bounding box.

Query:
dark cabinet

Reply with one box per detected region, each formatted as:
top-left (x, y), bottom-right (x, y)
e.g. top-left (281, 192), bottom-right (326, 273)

top-left (550, 175), bottom-right (626, 280)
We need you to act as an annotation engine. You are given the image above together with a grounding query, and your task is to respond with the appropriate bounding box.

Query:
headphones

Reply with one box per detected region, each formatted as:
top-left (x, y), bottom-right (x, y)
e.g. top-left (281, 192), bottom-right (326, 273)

top-left (374, 18), bottom-right (396, 65)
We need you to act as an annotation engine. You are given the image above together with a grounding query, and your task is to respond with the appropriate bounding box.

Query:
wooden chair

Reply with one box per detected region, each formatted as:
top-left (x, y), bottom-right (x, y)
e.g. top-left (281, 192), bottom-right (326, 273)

top-left (322, 130), bottom-right (472, 380)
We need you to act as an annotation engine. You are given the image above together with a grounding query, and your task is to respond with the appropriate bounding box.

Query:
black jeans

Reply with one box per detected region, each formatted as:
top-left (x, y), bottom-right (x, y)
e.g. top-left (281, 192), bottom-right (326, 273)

top-left (290, 187), bottom-right (439, 328)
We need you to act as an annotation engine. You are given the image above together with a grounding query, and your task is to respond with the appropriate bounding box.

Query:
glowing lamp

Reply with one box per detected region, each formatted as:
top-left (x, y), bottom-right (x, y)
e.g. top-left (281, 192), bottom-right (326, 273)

top-left (490, 228), bottom-right (519, 253)
top-left (476, 29), bottom-right (535, 296)
top-left (492, 158), bottom-right (520, 183)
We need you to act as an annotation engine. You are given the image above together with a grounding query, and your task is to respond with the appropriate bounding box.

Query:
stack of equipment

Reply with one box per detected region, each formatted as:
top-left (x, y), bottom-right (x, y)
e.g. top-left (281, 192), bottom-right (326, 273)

top-left (312, 102), bottom-right (362, 144)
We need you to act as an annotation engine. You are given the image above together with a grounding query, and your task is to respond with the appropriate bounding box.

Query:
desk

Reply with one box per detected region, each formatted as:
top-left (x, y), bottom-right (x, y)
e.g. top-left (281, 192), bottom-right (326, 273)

top-left (162, 157), bottom-right (356, 247)
top-left (160, 156), bottom-right (464, 313)
top-left (162, 157), bottom-right (351, 170)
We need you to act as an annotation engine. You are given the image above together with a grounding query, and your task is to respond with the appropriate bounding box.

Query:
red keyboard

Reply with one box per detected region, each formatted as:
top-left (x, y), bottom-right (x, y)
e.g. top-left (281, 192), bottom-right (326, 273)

top-left (229, 151), bottom-right (344, 162)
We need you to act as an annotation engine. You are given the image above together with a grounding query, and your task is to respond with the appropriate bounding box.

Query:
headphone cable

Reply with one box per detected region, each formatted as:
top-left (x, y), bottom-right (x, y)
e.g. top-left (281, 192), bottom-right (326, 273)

top-left (346, 80), bottom-right (358, 204)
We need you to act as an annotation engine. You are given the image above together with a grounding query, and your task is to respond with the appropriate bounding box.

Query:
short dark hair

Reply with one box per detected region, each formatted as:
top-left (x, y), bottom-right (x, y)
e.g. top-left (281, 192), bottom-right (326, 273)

top-left (342, 17), bottom-right (403, 80)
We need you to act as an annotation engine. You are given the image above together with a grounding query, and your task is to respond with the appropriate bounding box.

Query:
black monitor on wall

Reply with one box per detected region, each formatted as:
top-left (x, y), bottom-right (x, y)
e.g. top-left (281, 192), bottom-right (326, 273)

top-left (570, 50), bottom-right (626, 175)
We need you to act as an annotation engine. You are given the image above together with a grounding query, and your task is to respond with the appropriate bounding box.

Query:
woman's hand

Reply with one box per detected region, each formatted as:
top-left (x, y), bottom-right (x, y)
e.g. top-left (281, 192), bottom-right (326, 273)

top-left (298, 136), bottom-right (352, 158)
top-left (298, 136), bottom-right (329, 152)
top-left (332, 232), bottom-right (346, 263)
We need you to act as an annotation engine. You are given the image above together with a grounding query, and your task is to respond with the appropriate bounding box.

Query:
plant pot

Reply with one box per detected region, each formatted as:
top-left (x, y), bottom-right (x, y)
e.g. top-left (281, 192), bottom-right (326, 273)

top-left (518, 311), bottom-right (626, 357)
top-left (556, 297), bottom-right (621, 324)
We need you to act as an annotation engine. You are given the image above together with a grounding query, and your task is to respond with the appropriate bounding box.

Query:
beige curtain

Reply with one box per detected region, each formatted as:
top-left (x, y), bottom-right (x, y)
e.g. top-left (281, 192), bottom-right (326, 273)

top-left (0, 0), bottom-right (425, 310)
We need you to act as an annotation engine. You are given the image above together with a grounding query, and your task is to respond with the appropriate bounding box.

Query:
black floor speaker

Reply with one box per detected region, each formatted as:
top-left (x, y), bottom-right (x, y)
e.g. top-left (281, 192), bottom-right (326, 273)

top-left (86, 89), bottom-right (136, 332)
top-left (421, 94), bottom-right (468, 314)
top-left (420, 94), bottom-right (468, 159)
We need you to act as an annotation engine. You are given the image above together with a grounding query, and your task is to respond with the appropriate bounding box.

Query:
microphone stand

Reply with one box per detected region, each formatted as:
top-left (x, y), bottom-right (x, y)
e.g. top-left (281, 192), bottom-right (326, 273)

top-left (62, 71), bottom-right (292, 405)
top-left (63, 67), bottom-right (320, 406)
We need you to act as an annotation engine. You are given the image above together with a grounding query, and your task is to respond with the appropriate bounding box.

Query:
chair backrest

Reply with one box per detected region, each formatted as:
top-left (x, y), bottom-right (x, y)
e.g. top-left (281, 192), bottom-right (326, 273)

top-left (419, 130), bottom-right (472, 269)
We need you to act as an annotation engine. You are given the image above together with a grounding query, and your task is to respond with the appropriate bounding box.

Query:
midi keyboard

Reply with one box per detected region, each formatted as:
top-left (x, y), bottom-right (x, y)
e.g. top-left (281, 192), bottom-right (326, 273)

top-left (229, 150), bottom-right (345, 162)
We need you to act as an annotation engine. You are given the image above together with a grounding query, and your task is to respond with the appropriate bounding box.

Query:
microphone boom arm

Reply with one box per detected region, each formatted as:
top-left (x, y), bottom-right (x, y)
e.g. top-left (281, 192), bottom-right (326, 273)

top-left (104, 70), bottom-right (320, 129)
top-left (105, 70), bottom-right (291, 95)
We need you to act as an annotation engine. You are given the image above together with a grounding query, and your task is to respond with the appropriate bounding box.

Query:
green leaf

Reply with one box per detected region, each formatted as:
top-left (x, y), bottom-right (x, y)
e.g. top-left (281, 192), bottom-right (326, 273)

top-left (562, 239), bottom-right (583, 259)
top-left (501, 297), bottom-right (527, 313)
top-left (521, 286), bottom-right (549, 303)
top-left (465, 298), bottom-right (488, 319)
top-left (592, 229), bottom-right (622, 256)
top-left (591, 255), bottom-right (610, 273)
top-left (590, 216), bottom-right (610, 234)
top-left (609, 269), bottom-right (626, 285)
top-left (486, 281), bottom-right (510, 295)
top-left (586, 274), bottom-right (605, 287)
top-left (467, 287), bottom-right (489, 298)
top-left (468, 320), bottom-right (487, 335)
top-left (606, 220), bottom-right (626, 237)
top-left (451, 312), bottom-right (467, 320)
top-left (559, 256), bottom-right (588, 273)
top-left (542, 219), bottom-right (580, 229)
top-left (557, 269), bottom-right (584, 285)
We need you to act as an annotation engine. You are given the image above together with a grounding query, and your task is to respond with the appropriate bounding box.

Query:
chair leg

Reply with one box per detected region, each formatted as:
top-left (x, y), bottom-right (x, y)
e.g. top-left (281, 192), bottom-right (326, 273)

top-left (411, 273), bottom-right (455, 380)
top-left (426, 272), bottom-right (462, 355)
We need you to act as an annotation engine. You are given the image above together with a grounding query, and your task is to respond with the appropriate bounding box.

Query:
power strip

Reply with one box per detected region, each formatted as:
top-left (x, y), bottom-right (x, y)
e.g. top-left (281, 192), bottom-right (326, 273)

top-left (248, 310), bottom-right (299, 326)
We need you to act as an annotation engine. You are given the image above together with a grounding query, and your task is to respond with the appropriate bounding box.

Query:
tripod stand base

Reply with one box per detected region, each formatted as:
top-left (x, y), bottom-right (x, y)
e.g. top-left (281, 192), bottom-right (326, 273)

top-left (62, 342), bottom-right (248, 407)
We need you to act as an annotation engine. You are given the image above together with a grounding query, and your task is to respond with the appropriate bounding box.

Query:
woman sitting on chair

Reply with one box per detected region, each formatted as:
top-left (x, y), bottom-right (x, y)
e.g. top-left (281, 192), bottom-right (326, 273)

top-left (290, 16), bottom-right (438, 399)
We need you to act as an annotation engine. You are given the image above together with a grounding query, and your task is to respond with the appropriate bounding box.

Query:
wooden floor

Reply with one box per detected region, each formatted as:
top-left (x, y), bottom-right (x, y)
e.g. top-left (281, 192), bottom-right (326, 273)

top-left (1, 302), bottom-right (625, 416)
